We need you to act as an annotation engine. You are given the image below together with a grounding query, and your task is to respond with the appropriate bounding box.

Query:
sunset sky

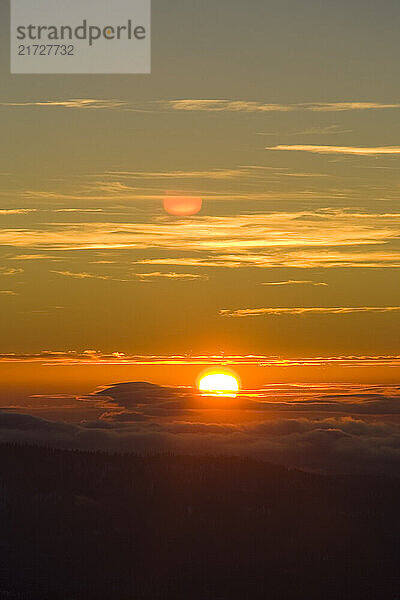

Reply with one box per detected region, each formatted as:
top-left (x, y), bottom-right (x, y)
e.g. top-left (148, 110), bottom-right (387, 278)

top-left (0, 0), bottom-right (399, 472)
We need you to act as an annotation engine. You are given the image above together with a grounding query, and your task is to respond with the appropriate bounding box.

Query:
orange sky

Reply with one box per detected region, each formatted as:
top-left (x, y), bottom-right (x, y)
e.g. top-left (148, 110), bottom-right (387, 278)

top-left (0, 0), bottom-right (399, 408)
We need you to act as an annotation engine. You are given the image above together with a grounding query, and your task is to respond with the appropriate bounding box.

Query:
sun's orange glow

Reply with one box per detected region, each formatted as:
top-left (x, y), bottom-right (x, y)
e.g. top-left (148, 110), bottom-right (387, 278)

top-left (163, 195), bottom-right (202, 216)
top-left (197, 370), bottom-right (240, 397)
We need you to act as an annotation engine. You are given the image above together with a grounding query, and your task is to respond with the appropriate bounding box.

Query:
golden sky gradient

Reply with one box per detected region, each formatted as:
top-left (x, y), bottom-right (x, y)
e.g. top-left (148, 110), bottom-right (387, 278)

top-left (0, 0), bottom-right (399, 398)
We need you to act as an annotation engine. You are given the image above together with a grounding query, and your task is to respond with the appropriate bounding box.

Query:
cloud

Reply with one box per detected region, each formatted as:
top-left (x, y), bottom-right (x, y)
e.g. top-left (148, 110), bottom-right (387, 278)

top-left (88, 166), bottom-right (331, 194)
top-left (167, 100), bottom-right (296, 112)
top-left (99, 410), bottom-right (151, 423)
top-left (258, 126), bottom-right (352, 137)
top-left (309, 102), bottom-right (400, 112)
top-left (166, 100), bottom-right (400, 113)
top-left (0, 99), bottom-right (130, 110)
top-left (134, 272), bottom-right (208, 281)
top-left (54, 208), bottom-right (104, 213)
top-left (104, 167), bottom-right (255, 181)
top-left (261, 280), bottom-right (327, 287)
top-left (30, 381), bottom-right (400, 423)
top-left (92, 381), bottom-right (182, 410)
top-left (9, 254), bottom-right (57, 261)
top-left (0, 210), bottom-right (399, 271)
top-left (134, 249), bottom-right (400, 269)
top-left (0, 411), bottom-right (72, 433)
top-left (51, 270), bottom-right (127, 282)
top-left (0, 209), bottom-right (37, 215)
top-left (74, 380), bottom-right (400, 475)
top-left (0, 268), bottom-right (24, 276)
top-left (288, 125), bottom-right (352, 136)
top-left (51, 270), bottom-right (207, 283)
top-left (2, 98), bottom-right (399, 115)
top-left (1, 383), bottom-right (400, 474)
top-left (17, 173), bottom-right (388, 204)
top-left (267, 145), bottom-right (400, 156)
top-left (0, 351), bottom-right (399, 368)
top-left (220, 306), bottom-right (400, 317)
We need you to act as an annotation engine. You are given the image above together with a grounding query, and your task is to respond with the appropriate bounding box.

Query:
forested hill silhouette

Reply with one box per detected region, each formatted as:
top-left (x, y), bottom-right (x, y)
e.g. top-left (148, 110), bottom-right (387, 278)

top-left (0, 444), bottom-right (398, 599)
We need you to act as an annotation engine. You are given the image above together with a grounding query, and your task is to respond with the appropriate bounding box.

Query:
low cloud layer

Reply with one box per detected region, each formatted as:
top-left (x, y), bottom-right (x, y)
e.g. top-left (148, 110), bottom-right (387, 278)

top-left (0, 382), bottom-right (399, 475)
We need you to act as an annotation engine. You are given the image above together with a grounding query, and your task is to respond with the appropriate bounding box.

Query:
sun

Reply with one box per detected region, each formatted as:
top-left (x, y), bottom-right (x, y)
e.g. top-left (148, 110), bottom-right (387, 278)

top-left (197, 370), bottom-right (240, 396)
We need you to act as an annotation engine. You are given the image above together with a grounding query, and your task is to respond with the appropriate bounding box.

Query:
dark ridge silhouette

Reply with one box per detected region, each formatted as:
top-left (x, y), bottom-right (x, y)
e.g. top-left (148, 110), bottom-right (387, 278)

top-left (0, 444), bottom-right (398, 599)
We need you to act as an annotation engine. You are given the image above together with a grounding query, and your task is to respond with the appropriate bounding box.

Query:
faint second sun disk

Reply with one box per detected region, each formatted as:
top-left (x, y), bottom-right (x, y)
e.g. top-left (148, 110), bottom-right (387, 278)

top-left (163, 195), bottom-right (202, 216)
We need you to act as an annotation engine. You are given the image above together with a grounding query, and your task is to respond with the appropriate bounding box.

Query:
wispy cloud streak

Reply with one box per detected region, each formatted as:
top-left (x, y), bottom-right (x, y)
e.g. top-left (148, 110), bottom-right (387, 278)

top-left (2, 98), bottom-right (399, 114)
top-left (261, 280), bottom-right (327, 287)
top-left (0, 99), bottom-right (130, 110)
top-left (52, 270), bottom-right (207, 282)
top-left (166, 100), bottom-right (400, 113)
top-left (267, 145), bottom-right (400, 156)
top-left (0, 209), bottom-right (37, 215)
top-left (0, 351), bottom-right (399, 368)
top-left (220, 306), bottom-right (400, 317)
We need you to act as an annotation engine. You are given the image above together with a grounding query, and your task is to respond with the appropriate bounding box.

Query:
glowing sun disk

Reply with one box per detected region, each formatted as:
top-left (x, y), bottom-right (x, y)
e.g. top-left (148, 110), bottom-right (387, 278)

top-left (198, 372), bottom-right (240, 396)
